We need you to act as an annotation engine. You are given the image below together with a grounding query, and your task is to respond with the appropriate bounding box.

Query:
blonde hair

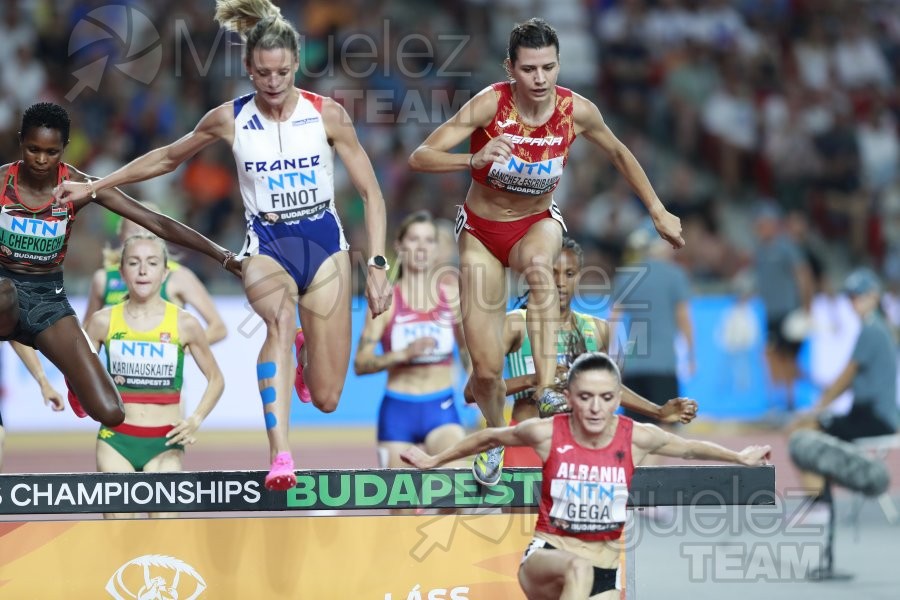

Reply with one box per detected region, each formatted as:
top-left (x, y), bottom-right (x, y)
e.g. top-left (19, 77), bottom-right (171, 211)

top-left (120, 233), bottom-right (170, 270)
top-left (214, 0), bottom-right (299, 62)
top-left (118, 234), bottom-right (170, 302)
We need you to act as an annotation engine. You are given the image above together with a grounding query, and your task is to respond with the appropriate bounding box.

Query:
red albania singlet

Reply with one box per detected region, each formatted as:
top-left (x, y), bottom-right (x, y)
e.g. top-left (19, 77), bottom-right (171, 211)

top-left (470, 82), bottom-right (576, 196)
top-left (381, 285), bottom-right (457, 367)
top-left (0, 161), bottom-right (74, 270)
top-left (535, 414), bottom-right (635, 542)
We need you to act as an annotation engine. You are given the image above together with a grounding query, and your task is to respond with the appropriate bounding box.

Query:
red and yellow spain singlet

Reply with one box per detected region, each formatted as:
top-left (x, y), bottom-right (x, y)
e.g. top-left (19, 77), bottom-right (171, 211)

top-left (470, 82), bottom-right (576, 196)
top-left (535, 414), bottom-right (635, 542)
top-left (0, 161), bottom-right (73, 269)
top-left (105, 301), bottom-right (185, 404)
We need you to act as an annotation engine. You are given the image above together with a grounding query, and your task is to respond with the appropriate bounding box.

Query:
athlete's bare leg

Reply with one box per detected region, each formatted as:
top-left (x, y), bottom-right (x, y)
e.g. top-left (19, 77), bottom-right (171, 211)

top-left (242, 255), bottom-right (300, 460)
top-left (145, 449), bottom-right (186, 518)
top-left (459, 233), bottom-right (509, 427)
top-left (508, 219), bottom-right (564, 400)
top-left (96, 438), bottom-right (137, 520)
top-left (424, 423), bottom-right (467, 467)
top-left (297, 251), bottom-right (352, 413)
top-left (35, 316), bottom-right (125, 426)
top-left (519, 549), bottom-right (599, 600)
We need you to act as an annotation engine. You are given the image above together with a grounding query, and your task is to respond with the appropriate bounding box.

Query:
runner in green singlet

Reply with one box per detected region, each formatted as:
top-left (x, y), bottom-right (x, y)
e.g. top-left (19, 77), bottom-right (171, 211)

top-left (466, 237), bottom-right (697, 467)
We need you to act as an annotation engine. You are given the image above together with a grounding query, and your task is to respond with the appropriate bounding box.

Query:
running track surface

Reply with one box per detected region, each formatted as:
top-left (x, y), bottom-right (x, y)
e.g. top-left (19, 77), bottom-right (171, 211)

top-left (3, 424), bottom-right (898, 493)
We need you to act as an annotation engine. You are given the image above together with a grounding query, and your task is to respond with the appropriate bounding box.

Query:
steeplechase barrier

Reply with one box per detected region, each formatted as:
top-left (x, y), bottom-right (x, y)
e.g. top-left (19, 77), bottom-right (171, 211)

top-left (0, 466), bottom-right (775, 598)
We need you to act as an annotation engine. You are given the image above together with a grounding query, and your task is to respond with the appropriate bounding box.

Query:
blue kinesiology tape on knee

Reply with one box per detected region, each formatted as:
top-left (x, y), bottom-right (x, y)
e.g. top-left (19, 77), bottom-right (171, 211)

top-left (265, 412), bottom-right (277, 429)
top-left (260, 387), bottom-right (276, 405)
top-left (257, 362), bottom-right (276, 380)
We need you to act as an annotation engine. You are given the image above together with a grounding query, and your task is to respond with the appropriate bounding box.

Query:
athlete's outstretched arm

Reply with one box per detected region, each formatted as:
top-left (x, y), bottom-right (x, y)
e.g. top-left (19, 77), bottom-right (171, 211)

top-left (54, 106), bottom-right (232, 202)
top-left (408, 88), bottom-right (499, 173)
top-left (620, 386), bottom-right (697, 424)
top-left (632, 422), bottom-right (770, 466)
top-left (608, 306), bottom-right (696, 422)
top-left (81, 308), bottom-right (112, 354)
top-left (321, 97), bottom-right (391, 317)
top-left (10, 342), bottom-right (64, 411)
top-left (66, 167), bottom-right (240, 278)
top-left (402, 418), bottom-right (552, 469)
top-left (166, 311), bottom-right (224, 447)
top-left (353, 304), bottom-right (405, 375)
top-left (573, 94), bottom-right (684, 249)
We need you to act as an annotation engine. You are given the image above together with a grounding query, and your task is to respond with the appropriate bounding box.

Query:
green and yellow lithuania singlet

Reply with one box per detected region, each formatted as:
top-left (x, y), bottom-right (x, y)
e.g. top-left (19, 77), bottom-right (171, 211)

top-left (105, 301), bottom-right (185, 404)
top-left (505, 309), bottom-right (603, 401)
top-left (102, 260), bottom-right (180, 306)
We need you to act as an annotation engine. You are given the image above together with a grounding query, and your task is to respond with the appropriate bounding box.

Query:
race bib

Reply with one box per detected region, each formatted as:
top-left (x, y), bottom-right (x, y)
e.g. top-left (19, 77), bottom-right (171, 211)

top-left (0, 212), bottom-right (68, 264)
top-left (107, 339), bottom-right (180, 389)
top-left (454, 205), bottom-right (468, 241)
top-left (487, 155), bottom-right (564, 196)
top-left (253, 165), bottom-right (330, 224)
top-left (547, 477), bottom-right (628, 534)
top-left (390, 319), bottom-right (455, 364)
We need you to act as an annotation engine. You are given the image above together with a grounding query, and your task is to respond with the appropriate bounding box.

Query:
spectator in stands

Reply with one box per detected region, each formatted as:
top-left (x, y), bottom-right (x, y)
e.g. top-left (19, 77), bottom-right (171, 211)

top-left (753, 202), bottom-right (814, 413)
top-left (701, 60), bottom-right (758, 196)
top-left (792, 268), bottom-right (899, 506)
top-left (611, 222), bottom-right (695, 423)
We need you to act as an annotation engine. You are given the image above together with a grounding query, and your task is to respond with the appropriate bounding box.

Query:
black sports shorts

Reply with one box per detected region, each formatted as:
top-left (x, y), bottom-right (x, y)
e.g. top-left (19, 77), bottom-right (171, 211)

top-left (0, 267), bottom-right (76, 347)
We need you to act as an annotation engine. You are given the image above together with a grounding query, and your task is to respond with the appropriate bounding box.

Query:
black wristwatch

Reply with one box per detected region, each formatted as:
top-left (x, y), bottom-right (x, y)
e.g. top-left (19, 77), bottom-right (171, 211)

top-left (367, 255), bottom-right (390, 270)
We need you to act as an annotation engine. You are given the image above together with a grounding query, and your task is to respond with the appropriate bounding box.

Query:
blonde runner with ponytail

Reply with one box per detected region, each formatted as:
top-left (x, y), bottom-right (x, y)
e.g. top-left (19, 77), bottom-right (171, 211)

top-left (55, 0), bottom-right (393, 492)
top-left (214, 0), bottom-right (282, 34)
top-left (214, 0), bottom-right (297, 60)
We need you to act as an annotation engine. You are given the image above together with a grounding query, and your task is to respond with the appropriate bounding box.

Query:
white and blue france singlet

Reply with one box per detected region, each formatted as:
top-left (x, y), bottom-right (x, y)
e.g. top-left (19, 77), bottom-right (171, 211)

top-left (232, 90), bottom-right (348, 274)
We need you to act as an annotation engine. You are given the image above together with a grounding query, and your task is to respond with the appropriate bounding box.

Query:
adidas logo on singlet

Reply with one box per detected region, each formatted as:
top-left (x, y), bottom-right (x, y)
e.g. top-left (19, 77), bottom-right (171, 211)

top-left (242, 114), bottom-right (264, 130)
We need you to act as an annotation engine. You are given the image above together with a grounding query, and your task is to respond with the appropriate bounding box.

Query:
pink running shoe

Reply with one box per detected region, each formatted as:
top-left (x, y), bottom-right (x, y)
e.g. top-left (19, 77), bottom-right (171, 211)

top-left (65, 378), bottom-right (88, 418)
top-left (264, 451), bottom-right (296, 491)
top-left (294, 328), bottom-right (312, 403)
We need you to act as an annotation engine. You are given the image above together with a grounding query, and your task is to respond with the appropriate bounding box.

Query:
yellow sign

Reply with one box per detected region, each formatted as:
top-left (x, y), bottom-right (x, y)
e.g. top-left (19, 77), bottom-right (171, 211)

top-left (0, 514), bottom-right (536, 598)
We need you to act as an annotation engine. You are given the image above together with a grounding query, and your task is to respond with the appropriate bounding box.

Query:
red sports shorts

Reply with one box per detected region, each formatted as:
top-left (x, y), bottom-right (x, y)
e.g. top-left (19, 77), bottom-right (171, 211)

top-left (454, 202), bottom-right (566, 267)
